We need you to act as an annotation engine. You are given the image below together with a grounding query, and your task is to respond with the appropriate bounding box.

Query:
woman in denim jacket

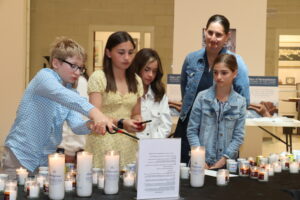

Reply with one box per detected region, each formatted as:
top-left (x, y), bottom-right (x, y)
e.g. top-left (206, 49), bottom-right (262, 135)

top-left (187, 54), bottom-right (246, 169)
top-left (174, 14), bottom-right (249, 164)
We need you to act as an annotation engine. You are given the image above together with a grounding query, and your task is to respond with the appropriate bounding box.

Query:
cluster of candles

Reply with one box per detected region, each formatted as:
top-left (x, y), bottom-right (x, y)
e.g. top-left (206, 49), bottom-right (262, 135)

top-left (0, 150), bottom-right (137, 200)
top-left (179, 148), bottom-right (300, 187)
top-left (226, 152), bottom-right (300, 183)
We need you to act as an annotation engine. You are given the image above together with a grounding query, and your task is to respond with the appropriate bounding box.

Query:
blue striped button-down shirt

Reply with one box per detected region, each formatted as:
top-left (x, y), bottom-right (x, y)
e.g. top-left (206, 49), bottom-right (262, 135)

top-left (5, 68), bottom-right (94, 172)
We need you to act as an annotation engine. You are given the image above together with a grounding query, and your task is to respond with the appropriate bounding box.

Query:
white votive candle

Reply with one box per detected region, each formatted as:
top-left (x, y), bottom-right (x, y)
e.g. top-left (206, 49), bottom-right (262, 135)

top-left (76, 151), bottom-right (93, 197)
top-left (104, 150), bottom-right (120, 194)
top-left (250, 166), bottom-right (259, 179)
top-left (4, 187), bottom-right (17, 200)
top-left (48, 153), bottom-right (65, 200)
top-left (97, 172), bottom-right (104, 189)
top-left (226, 159), bottom-right (238, 174)
top-left (180, 166), bottom-right (190, 179)
top-left (190, 146), bottom-right (205, 187)
top-left (16, 167), bottom-right (28, 185)
top-left (258, 168), bottom-right (268, 182)
top-left (28, 182), bottom-right (40, 198)
top-left (65, 179), bottom-right (73, 192)
top-left (92, 168), bottom-right (101, 185)
top-left (216, 169), bottom-right (229, 186)
top-left (273, 162), bottom-right (282, 173)
top-left (289, 162), bottom-right (299, 174)
top-left (265, 164), bottom-right (274, 176)
top-left (4, 182), bottom-right (17, 200)
top-left (123, 171), bottom-right (135, 187)
top-left (0, 174), bottom-right (8, 192)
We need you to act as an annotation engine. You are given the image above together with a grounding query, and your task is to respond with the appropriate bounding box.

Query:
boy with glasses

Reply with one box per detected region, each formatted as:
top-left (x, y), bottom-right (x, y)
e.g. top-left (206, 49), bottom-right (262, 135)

top-left (4, 37), bottom-right (113, 177)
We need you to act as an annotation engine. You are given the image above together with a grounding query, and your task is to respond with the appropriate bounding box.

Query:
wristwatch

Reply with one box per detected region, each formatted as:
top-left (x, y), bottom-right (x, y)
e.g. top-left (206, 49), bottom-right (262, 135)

top-left (117, 119), bottom-right (124, 129)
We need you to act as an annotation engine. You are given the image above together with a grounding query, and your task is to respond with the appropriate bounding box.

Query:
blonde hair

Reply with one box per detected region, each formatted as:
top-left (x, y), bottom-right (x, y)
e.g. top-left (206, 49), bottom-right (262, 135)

top-left (49, 37), bottom-right (87, 68)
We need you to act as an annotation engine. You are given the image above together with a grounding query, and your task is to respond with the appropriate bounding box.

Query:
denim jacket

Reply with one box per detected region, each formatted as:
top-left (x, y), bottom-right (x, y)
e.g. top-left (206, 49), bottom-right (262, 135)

top-left (187, 85), bottom-right (246, 165)
top-left (180, 48), bottom-right (250, 121)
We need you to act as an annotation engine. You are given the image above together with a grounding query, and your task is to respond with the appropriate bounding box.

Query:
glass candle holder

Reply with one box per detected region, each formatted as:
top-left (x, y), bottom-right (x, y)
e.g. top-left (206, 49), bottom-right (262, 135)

top-left (247, 157), bottom-right (256, 166)
top-left (280, 159), bottom-right (289, 171)
top-left (190, 146), bottom-right (205, 187)
top-left (36, 170), bottom-right (48, 189)
top-left (289, 162), bottom-right (299, 174)
top-left (273, 162), bottom-right (282, 173)
top-left (256, 155), bottom-right (263, 166)
top-left (104, 150), bottom-right (120, 194)
top-left (24, 177), bottom-right (36, 192)
top-left (265, 164), bottom-right (274, 176)
top-left (239, 161), bottom-right (250, 177)
top-left (38, 166), bottom-right (48, 173)
top-left (216, 169), bottom-right (229, 186)
top-left (97, 169), bottom-right (104, 189)
top-left (65, 163), bottom-right (75, 173)
top-left (16, 167), bottom-right (28, 185)
top-left (26, 180), bottom-right (40, 199)
top-left (249, 166), bottom-right (259, 179)
top-left (48, 153), bottom-right (65, 200)
top-left (4, 182), bottom-right (17, 200)
top-left (92, 168), bottom-right (101, 185)
top-left (226, 159), bottom-right (238, 174)
top-left (258, 168), bottom-right (269, 182)
top-left (180, 166), bottom-right (190, 179)
top-left (269, 153), bottom-right (279, 164)
top-left (65, 173), bottom-right (75, 192)
top-left (0, 174), bottom-right (8, 193)
top-left (76, 151), bottom-right (93, 197)
top-left (123, 171), bottom-right (135, 187)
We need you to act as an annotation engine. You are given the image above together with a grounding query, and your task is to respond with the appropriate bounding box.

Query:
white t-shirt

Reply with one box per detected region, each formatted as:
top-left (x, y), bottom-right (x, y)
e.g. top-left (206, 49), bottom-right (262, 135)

top-left (136, 86), bottom-right (172, 139)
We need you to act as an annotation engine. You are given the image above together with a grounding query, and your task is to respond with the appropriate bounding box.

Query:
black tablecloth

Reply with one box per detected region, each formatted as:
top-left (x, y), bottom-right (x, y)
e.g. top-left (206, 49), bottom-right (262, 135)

top-left (4, 171), bottom-right (300, 200)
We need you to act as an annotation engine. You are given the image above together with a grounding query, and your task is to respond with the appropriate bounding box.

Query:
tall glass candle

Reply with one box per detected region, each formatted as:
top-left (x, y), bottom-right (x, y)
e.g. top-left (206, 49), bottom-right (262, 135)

top-left (76, 151), bottom-right (93, 197)
top-left (48, 153), bottom-right (65, 200)
top-left (273, 162), bottom-right (282, 173)
top-left (190, 146), bottom-right (205, 187)
top-left (104, 150), bottom-right (120, 194)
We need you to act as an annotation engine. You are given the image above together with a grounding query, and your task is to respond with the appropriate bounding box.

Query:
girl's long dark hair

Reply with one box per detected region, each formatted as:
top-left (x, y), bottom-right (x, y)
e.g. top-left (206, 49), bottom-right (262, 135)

top-left (131, 48), bottom-right (165, 102)
top-left (103, 31), bottom-right (138, 93)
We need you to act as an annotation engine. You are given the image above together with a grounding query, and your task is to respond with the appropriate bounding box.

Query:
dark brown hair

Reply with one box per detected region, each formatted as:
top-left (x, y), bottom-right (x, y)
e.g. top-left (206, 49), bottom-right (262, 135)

top-left (103, 31), bottom-right (138, 93)
top-left (213, 53), bottom-right (238, 72)
top-left (131, 48), bottom-right (165, 102)
top-left (206, 14), bottom-right (230, 34)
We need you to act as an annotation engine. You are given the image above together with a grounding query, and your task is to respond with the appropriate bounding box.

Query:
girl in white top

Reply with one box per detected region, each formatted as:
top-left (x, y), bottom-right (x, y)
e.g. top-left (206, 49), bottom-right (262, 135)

top-left (132, 48), bottom-right (172, 138)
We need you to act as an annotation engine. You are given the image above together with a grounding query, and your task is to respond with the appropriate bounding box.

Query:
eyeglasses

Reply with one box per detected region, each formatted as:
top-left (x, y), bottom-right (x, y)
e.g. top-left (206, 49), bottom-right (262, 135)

top-left (59, 59), bottom-right (86, 75)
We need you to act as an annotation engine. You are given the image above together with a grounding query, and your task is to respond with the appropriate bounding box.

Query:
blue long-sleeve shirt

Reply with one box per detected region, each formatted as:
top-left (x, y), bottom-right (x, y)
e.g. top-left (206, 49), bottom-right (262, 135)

top-left (5, 68), bottom-right (94, 172)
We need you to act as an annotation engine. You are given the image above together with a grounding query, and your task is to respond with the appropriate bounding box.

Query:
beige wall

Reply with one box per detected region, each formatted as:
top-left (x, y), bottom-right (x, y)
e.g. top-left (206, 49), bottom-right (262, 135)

top-left (0, 1), bottom-right (28, 145)
top-left (30, 0), bottom-right (174, 83)
top-left (173, 0), bottom-right (267, 75)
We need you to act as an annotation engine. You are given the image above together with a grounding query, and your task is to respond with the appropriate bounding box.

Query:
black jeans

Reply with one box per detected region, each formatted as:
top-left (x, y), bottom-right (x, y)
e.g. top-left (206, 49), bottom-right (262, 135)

top-left (174, 116), bottom-right (191, 164)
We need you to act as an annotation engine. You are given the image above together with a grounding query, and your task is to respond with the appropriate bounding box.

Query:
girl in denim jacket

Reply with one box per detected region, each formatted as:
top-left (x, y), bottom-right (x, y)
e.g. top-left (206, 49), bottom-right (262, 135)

top-left (187, 54), bottom-right (246, 169)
